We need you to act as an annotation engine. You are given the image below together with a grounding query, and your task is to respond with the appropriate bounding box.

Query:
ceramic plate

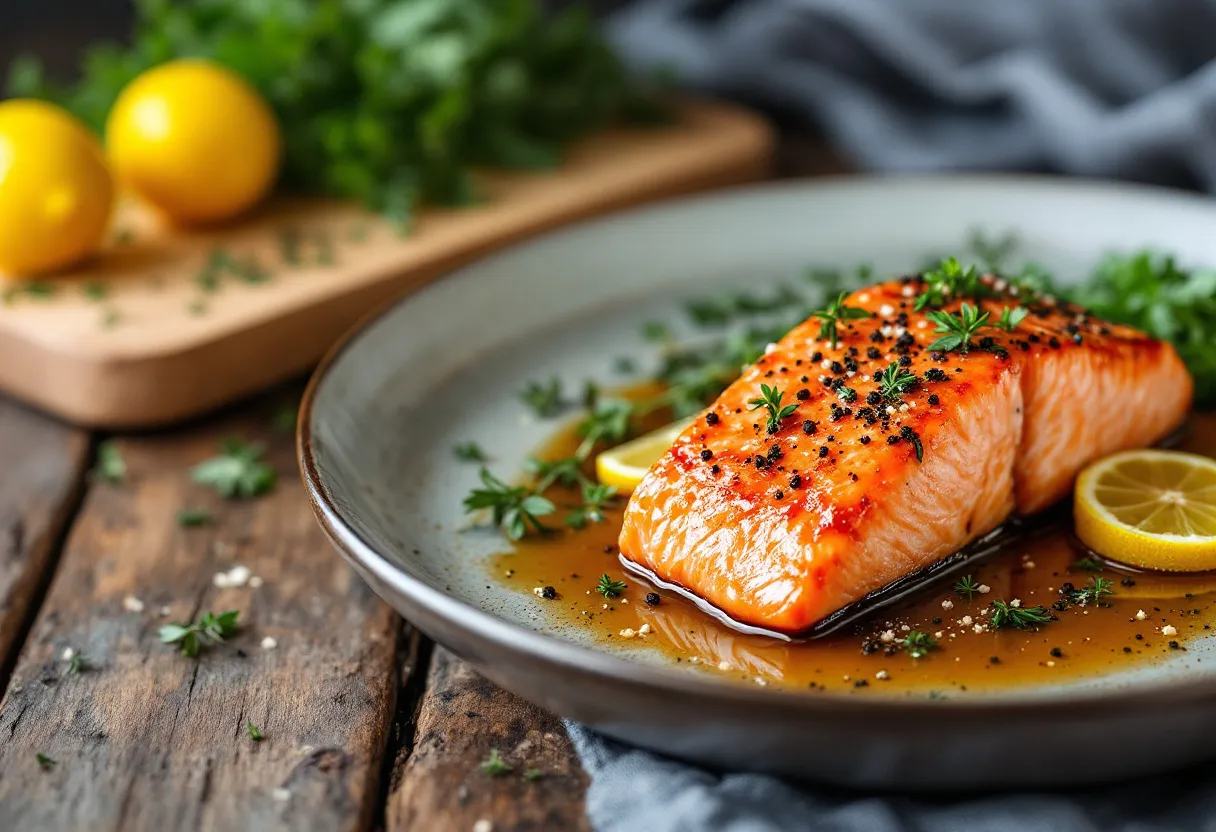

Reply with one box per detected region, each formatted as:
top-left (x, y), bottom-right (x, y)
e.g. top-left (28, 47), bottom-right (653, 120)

top-left (299, 176), bottom-right (1216, 788)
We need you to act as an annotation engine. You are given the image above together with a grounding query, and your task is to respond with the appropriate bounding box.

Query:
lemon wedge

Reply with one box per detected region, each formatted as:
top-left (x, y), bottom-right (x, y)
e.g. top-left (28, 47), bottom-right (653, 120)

top-left (1074, 449), bottom-right (1216, 572)
top-left (596, 417), bottom-right (695, 493)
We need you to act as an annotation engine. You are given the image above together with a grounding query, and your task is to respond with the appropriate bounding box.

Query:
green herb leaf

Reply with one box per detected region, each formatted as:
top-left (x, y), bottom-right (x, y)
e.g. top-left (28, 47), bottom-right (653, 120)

top-left (641, 321), bottom-right (671, 342)
top-left (176, 508), bottom-right (212, 528)
top-left (1066, 576), bottom-right (1115, 606)
top-left (994, 306), bottom-right (1029, 332)
top-left (989, 600), bottom-right (1055, 629)
top-left (926, 302), bottom-right (990, 353)
top-left (92, 440), bottom-right (126, 483)
top-left (953, 575), bottom-right (981, 600)
top-left (596, 574), bottom-right (626, 598)
top-left (899, 630), bottom-right (937, 659)
top-left (811, 292), bottom-right (872, 349)
top-left (876, 362), bottom-right (918, 402)
top-left (65, 650), bottom-right (91, 675)
top-left (480, 748), bottom-right (513, 777)
top-left (453, 442), bottom-right (489, 463)
top-left (1072, 556), bottom-right (1105, 572)
top-left (192, 440), bottom-right (277, 499)
top-left (158, 610), bottom-right (240, 658)
top-left (520, 378), bottom-right (565, 418)
top-left (522, 768), bottom-right (544, 781)
top-left (747, 384), bottom-right (799, 435)
top-left (36, 752), bottom-right (56, 770)
top-left (565, 482), bottom-right (617, 529)
top-left (247, 721), bottom-right (265, 742)
top-left (463, 468), bottom-right (554, 540)
top-left (915, 257), bottom-right (989, 311)
top-left (576, 399), bottom-right (634, 458)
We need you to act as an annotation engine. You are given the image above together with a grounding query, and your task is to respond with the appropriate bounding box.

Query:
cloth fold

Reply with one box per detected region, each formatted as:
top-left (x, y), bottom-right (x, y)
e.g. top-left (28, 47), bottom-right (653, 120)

top-left (606, 0), bottom-right (1216, 190)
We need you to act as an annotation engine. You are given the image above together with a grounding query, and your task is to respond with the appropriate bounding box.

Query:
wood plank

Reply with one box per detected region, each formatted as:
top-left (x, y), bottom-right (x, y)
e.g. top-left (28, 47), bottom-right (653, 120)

top-left (0, 100), bottom-right (772, 429)
top-left (388, 648), bottom-right (590, 832)
top-left (0, 395), bottom-right (404, 831)
top-left (0, 399), bottom-right (90, 685)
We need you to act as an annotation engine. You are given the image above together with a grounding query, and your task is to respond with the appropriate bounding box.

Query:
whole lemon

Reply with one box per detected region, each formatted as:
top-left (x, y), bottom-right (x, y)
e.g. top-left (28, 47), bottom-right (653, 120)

top-left (106, 59), bottom-right (281, 225)
top-left (0, 99), bottom-right (115, 277)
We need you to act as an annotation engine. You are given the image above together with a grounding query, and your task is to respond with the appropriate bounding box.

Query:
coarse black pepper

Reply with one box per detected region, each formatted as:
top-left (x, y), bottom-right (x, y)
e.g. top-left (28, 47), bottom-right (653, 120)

top-left (541, 586), bottom-right (557, 600)
top-left (818, 446), bottom-right (829, 458)
top-left (796, 388), bottom-right (810, 400)
top-left (860, 436), bottom-right (871, 445)
top-left (867, 346), bottom-right (882, 360)
top-left (644, 592), bottom-right (661, 606)
top-left (706, 412), bottom-right (720, 425)
top-left (700, 449), bottom-right (714, 461)
top-left (789, 474), bottom-right (802, 489)
top-left (1049, 647), bottom-right (1063, 658)
top-left (866, 391), bottom-right (882, 406)
top-left (928, 394), bottom-right (940, 406)
top-left (710, 464), bottom-right (721, 475)
top-left (802, 420), bottom-right (818, 435)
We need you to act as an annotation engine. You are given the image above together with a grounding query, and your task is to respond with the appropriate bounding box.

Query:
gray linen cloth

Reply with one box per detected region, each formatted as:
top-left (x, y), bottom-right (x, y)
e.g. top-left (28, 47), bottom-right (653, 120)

top-left (562, 2), bottom-right (1216, 829)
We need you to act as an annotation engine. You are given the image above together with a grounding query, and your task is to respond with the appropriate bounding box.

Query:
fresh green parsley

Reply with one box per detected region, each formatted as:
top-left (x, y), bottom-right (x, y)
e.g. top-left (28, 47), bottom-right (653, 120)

top-left (926, 302), bottom-right (990, 353)
top-left (876, 362), bottom-right (918, 401)
top-left (36, 752), bottom-right (56, 770)
top-left (247, 721), bottom-right (265, 742)
top-left (989, 600), bottom-right (1055, 629)
top-left (953, 574), bottom-right (981, 600)
top-left (453, 442), bottom-right (489, 463)
top-left (811, 292), bottom-right (872, 349)
top-left (192, 440), bottom-right (277, 499)
top-left (915, 257), bottom-right (988, 311)
top-left (899, 631), bottom-right (938, 659)
top-left (159, 610), bottom-right (240, 658)
top-left (994, 306), bottom-right (1029, 332)
top-left (176, 508), bottom-right (212, 528)
top-left (748, 384), bottom-right (798, 434)
top-left (596, 574), bottom-right (627, 598)
top-left (92, 440), bottom-right (126, 483)
top-left (463, 469), bottom-right (554, 540)
top-left (565, 483), bottom-right (617, 529)
top-left (520, 378), bottom-right (565, 418)
top-left (480, 748), bottom-right (513, 777)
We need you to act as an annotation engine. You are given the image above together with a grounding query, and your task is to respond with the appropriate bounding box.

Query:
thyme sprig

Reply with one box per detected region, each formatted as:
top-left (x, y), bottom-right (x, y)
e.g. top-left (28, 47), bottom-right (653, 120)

top-left (954, 574), bottom-right (981, 600)
top-left (463, 469), bottom-right (555, 541)
top-left (747, 384), bottom-right (798, 434)
top-left (1066, 576), bottom-right (1115, 606)
top-left (989, 600), bottom-right (1055, 629)
top-left (596, 574), bottom-right (627, 598)
top-left (875, 362), bottom-right (918, 402)
top-left (811, 292), bottom-right (872, 349)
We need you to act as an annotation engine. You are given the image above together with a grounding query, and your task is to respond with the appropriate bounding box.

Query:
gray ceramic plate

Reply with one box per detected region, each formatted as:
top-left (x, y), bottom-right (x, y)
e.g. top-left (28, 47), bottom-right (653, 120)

top-left (300, 176), bottom-right (1216, 788)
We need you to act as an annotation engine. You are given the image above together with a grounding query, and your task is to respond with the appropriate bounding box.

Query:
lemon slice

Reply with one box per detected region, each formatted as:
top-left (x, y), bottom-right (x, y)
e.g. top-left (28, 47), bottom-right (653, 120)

top-left (1074, 449), bottom-right (1216, 572)
top-left (596, 417), bottom-right (695, 493)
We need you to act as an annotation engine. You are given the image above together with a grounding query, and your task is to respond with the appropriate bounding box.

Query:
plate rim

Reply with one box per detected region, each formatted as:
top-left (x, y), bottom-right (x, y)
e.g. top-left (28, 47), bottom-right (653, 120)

top-left (298, 172), bottom-right (1216, 717)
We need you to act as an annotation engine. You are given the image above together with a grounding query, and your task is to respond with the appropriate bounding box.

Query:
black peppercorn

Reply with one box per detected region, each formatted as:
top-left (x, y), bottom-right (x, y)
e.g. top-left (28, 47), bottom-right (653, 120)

top-left (644, 592), bottom-right (661, 606)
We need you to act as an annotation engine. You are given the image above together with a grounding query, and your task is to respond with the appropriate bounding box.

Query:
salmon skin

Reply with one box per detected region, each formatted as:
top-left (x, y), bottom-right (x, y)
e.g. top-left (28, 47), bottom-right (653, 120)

top-left (618, 273), bottom-right (1193, 635)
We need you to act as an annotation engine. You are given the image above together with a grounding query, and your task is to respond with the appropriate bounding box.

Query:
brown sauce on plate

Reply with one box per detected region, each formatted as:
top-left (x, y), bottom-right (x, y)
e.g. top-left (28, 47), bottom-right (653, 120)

top-left (491, 409), bottom-right (1216, 696)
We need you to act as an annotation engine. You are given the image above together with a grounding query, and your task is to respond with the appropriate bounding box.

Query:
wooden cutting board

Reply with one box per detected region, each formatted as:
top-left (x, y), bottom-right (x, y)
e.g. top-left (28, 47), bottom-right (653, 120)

top-left (0, 99), bottom-right (772, 428)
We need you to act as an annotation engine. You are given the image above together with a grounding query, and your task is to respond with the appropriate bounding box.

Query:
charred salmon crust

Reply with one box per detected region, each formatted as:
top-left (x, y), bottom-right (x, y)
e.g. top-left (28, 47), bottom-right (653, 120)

top-left (618, 276), bottom-right (1193, 634)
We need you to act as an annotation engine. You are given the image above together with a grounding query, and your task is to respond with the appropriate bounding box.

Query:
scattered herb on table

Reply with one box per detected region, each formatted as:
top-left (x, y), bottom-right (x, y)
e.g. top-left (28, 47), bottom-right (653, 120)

top-left (954, 575), bottom-right (981, 600)
top-left (247, 721), bottom-right (265, 742)
top-left (926, 303), bottom-right (990, 353)
top-left (810, 292), bottom-right (872, 349)
top-left (748, 384), bottom-right (798, 435)
top-left (520, 378), bottom-right (566, 418)
top-left (463, 469), bottom-right (554, 541)
top-left (10, 0), bottom-right (666, 228)
top-left (596, 574), bottom-right (626, 598)
top-left (899, 631), bottom-right (937, 659)
top-left (480, 748), bottom-right (513, 777)
top-left (36, 752), bottom-right (56, 770)
top-left (92, 440), bottom-right (126, 483)
top-left (989, 600), bottom-right (1055, 629)
top-left (159, 610), bottom-right (240, 658)
top-left (453, 442), bottom-right (489, 463)
top-left (176, 508), bottom-right (212, 528)
top-left (65, 650), bottom-right (91, 675)
top-left (192, 439), bottom-right (277, 499)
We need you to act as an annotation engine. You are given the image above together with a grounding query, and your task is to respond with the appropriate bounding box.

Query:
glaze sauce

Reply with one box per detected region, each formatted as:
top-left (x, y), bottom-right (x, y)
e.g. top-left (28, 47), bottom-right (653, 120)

top-left (491, 413), bottom-right (1216, 696)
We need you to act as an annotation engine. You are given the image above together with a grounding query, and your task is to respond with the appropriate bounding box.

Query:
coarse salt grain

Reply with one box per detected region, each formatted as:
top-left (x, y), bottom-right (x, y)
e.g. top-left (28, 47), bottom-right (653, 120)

top-left (272, 788), bottom-right (291, 802)
top-left (875, 670), bottom-right (890, 681)
top-left (973, 624), bottom-right (985, 634)
top-left (1135, 609), bottom-right (1148, 621)
top-left (1011, 599), bottom-right (1022, 608)
top-left (941, 600), bottom-right (954, 610)
top-left (961, 616), bottom-right (973, 626)
top-left (249, 576), bottom-right (264, 588)
top-left (61, 647), bottom-right (74, 661)
top-left (261, 637), bottom-right (278, 650)
top-left (978, 584), bottom-right (990, 594)
top-left (900, 624), bottom-right (911, 632)
top-left (879, 304), bottom-right (895, 317)
top-left (718, 661), bottom-right (730, 671)
top-left (934, 631), bottom-right (944, 639)
top-left (639, 624), bottom-right (652, 635)
top-left (1163, 625), bottom-right (1178, 636)
top-left (765, 343), bottom-right (778, 355)
top-left (619, 628), bottom-right (637, 639)
top-left (901, 285), bottom-right (916, 297)
top-left (879, 630), bottom-right (896, 643)
top-left (122, 596), bottom-right (145, 613)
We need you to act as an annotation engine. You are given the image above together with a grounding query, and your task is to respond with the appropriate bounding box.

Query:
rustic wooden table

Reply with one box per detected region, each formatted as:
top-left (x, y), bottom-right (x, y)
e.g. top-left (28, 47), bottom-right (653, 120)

top-left (0, 135), bottom-right (847, 831)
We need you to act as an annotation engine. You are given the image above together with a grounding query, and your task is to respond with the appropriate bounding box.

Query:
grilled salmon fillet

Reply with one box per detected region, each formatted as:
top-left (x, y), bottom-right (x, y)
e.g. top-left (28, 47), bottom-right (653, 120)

top-left (618, 276), bottom-right (1192, 633)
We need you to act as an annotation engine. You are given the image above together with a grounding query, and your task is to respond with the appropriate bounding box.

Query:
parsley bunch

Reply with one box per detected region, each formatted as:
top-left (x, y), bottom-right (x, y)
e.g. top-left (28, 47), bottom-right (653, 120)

top-left (8, 0), bottom-right (663, 228)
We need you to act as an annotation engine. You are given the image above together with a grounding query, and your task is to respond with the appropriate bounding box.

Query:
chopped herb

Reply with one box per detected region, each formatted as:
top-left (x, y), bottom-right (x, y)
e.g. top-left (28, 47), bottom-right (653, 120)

top-left (994, 306), bottom-right (1029, 332)
top-left (641, 321), bottom-right (671, 342)
top-left (453, 442), bottom-right (489, 463)
top-left (480, 748), bottom-right (513, 777)
top-left (876, 362), bottom-right (918, 401)
top-left (158, 610), bottom-right (240, 658)
top-left (463, 468), bottom-right (554, 540)
top-left (926, 302), bottom-right (990, 353)
top-left (915, 257), bottom-right (988, 311)
top-left (596, 574), bottom-right (626, 598)
top-left (247, 721), bottom-right (265, 742)
top-left (836, 386), bottom-right (857, 403)
top-left (811, 292), bottom-right (872, 349)
top-left (747, 384), bottom-right (798, 434)
top-left (192, 440), bottom-right (277, 499)
top-left (989, 600), bottom-right (1055, 629)
top-left (899, 630), bottom-right (938, 659)
top-left (82, 281), bottom-right (108, 301)
top-left (526, 456), bottom-right (585, 491)
top-left (1067, 576), bottom-right (1115, 606)
top-left (1072, 556), bottom-right (1105, 572)
top-left (565, 482), bottom-right (617, 529)
top-left (92, 440), bottom-right (126, 483)
top-left (100, 308), bottom-right (121, 329)
top-left (954, 574), bottom-right (981, 600)
top-left (36, 752), bottom-right (56, 770)
top-left (176, 508), bottom-right (212, 528)
top-left (582, 380), bottom-right (600, 409)
top-left (520, 378), bottom-right (565, 418)
top-left (522, 768), bottom-right (544, 781)
top-left (66, 650), bottom-right (91, 675)
top-left (21, 280), bottom-right (56, 299)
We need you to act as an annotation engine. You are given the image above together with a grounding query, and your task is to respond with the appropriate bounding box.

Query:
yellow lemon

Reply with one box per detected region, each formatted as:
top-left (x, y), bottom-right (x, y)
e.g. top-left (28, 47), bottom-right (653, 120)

top-left (0, 99), bottom-right (114, 276)
top-left (1074, 449), bottom-right (1216, 572)
top-left (106, 59), bottom-right (281, 225)
top-left (596, 417), bottom-right (695, 493)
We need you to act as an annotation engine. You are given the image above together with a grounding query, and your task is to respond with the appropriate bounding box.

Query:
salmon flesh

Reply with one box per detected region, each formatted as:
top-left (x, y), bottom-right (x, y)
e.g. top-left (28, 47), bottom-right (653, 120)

top-left (618, 276), bottom-right (1193, 634)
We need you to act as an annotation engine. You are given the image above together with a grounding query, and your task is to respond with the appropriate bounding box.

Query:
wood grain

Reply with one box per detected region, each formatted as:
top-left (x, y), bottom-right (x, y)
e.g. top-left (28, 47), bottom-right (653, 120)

top-left (388, 648), bottom-right (591, 832)
top-left (0, 399), bottom-right (404, 831)
top-left (0, 100), bottom-right (772, 429)
top-left (0, 399), bottom-right (90, 687)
